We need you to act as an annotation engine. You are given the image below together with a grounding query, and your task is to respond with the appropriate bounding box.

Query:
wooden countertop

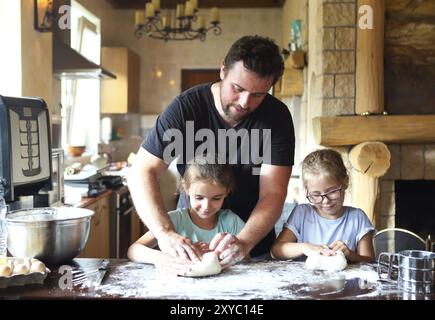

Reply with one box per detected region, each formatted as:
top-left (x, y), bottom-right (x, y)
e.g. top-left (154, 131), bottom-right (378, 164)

top-left (73, 190), bottom-right (112, 208)
top-left (1, 258), bottom-right (432, 300)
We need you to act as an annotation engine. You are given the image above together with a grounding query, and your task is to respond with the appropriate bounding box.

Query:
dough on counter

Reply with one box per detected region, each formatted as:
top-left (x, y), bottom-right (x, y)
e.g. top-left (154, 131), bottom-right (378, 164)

top-left (29, 261), bottom-right (46, 274)
top-left (0, 264), bottom-right (12, 277)
top-left (184, 252), bottom-right (222, 277)
top-left (13, 263), bottom-right (30, 275)
top-left (305, 251), bottom-right (347, 271)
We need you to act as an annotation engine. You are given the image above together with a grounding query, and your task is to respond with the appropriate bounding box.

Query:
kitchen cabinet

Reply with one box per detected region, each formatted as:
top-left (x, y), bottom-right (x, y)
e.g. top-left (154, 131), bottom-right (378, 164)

top-left (101, 47), bottom-right (140, 114)
top-left (80, 193), bottom-right (111, 258)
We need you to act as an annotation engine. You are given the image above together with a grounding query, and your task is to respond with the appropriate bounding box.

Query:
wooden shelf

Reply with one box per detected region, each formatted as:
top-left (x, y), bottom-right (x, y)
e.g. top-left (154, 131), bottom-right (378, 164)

top-left (313, 114), bottom-right (435, 146)
top-left (280, 68), bottom-right (303, 97)
top-left (284, 50), bottom-right (305, 69)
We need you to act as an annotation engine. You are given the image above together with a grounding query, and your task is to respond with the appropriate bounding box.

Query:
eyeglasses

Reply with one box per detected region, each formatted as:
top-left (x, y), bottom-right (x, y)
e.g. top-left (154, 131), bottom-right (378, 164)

top-left (306, 185), bottom-right (343, 204)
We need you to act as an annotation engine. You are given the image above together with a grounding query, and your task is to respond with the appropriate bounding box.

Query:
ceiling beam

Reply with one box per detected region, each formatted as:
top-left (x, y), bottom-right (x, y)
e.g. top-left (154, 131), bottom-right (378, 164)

top-left (106, 0), bottom-right (284, 10)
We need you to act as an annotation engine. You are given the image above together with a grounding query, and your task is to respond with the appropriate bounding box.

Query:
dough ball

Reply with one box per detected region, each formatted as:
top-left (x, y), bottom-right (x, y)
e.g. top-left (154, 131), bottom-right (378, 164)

top-left (29, 261), bottom-right (46, 274)
top-left (0, 264), bottom-right (12, 277)
top-left (184, 252), bottom-right (222, 277)
top-left (13, 263), bottom-right (30, 275)
top-left (305, 250), bottom-right (347, 271)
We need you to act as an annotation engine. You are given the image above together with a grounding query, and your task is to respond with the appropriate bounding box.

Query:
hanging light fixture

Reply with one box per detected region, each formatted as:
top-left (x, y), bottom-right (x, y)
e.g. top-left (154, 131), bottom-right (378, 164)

top-left (34, 0), bottom-right (53, 32)
top-left (134, 0), bottom-right (222, 41)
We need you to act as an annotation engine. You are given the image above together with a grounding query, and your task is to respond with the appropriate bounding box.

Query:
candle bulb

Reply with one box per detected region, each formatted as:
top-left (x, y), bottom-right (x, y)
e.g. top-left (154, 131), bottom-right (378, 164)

top-left (135, 11), bottom-right (145, 26)
top-left (152, 0), bottom-right (160, 12)
top-left (191, 0), bottom-right (198, 11)
top-left (185, 1), bottom-right (193, 17)
top-left (145, 3), bottom-right (155, 18)
top-left (210, 7), bottom-right (219, 23)
top-left (198, 15), bottom-right (205, 29)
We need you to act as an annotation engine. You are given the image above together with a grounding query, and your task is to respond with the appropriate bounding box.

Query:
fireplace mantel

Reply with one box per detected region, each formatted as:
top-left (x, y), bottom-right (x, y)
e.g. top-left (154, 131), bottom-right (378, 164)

top-left (313, 114), bottom-right (435, 146)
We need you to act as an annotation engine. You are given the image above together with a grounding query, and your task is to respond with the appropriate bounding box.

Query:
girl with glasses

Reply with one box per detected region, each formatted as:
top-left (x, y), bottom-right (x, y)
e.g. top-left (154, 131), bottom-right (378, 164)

top-left (271, 149), bottom-right (375, 263)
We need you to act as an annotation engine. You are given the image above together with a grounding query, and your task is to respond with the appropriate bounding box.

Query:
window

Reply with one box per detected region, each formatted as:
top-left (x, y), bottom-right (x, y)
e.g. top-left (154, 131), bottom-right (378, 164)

top-left (61, 1), bottom-right (101, 155)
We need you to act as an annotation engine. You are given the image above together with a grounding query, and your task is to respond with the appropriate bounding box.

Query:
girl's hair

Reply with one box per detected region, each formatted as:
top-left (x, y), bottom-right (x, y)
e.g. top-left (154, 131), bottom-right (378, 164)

top-left (301, 149), bottom-right (348, 188)
top-left (181, 156), bottom-right (235, 193)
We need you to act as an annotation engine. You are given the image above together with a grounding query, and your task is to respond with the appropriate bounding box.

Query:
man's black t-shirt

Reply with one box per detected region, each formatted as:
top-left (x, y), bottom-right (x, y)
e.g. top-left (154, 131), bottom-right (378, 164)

top-left (142, 82), bottom-right (295, 256)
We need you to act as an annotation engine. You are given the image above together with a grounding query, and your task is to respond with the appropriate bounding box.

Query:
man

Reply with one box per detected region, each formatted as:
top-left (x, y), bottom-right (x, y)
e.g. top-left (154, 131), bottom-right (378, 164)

top-left (128, 35), bottom-right (295, 269)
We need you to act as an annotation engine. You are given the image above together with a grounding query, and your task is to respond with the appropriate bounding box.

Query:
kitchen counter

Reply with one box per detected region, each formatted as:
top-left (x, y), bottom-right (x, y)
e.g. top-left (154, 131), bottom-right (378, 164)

top-left (1, 258), bottom-right (433, 300)
top-left (72, 190), bottom-right (112, 209)
top-left (79, 190), bottom-right (112, 208)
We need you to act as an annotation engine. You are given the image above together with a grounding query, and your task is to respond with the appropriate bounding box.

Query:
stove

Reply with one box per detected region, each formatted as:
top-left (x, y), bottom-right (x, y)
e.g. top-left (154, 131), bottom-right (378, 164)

top-left (98, 175), bottom-right (123, 189)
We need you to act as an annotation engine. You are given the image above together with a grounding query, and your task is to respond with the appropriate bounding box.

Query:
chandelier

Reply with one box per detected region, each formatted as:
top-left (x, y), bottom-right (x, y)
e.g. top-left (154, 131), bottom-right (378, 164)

top-left (134, 0), bottom-right (222, 41)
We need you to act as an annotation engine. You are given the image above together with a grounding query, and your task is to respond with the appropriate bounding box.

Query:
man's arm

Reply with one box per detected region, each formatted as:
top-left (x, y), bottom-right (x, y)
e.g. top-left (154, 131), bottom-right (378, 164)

top-left (239, 164), bottom-right (292, 252)
top-left (211, 164), bottom-right (292, 266)
top-left (128, 147), bottom-right (200, 261)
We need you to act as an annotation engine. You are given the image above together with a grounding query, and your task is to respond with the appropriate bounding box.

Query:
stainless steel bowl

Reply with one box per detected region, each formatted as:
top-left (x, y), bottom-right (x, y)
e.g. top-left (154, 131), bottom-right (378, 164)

top-left (5, 207), bottom-right (94, 265)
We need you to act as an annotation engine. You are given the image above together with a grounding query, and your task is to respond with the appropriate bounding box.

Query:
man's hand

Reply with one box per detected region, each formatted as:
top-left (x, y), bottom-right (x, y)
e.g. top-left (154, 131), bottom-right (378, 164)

top-left (193, 242), bottom-right (212, 255)
top-left (156, 231), bottom-right (201, 263)
top-left (209, 232), bottom-right (248, 268)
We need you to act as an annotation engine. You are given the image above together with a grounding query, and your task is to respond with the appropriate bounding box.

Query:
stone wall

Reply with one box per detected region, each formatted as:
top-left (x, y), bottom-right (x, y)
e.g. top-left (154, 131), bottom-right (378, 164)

top-left (286, 0), bottom-right (357, 204)
top-left (376, 0), bottom-right (435, 229)
top-left (300, 0), bottom-right (435, 229)
top-left (310, 0), bottom-right (356, 118)
top-left (385, 0), bottom-right (435, 114)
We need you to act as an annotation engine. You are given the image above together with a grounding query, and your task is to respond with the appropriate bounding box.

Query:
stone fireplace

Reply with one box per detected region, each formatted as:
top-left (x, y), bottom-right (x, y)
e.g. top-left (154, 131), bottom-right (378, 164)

top-left (378, 144), bottom-right (435, 231)
top-left (284, 0), bottom-right (435, 234)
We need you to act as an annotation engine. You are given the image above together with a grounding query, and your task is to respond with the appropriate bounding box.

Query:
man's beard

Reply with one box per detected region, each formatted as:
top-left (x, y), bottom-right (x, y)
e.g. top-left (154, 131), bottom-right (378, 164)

top-left (222, 103), bottom-right (247, 123)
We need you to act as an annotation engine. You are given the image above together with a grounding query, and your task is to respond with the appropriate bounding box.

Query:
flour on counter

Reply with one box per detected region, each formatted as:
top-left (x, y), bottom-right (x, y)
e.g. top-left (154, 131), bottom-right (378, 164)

top-left (95, 260), bottom-right (385, 300)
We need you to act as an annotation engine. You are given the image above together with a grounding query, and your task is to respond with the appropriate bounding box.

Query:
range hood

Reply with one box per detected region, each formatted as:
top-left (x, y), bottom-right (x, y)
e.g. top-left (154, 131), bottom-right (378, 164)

top-left (53, 38), bottom-right (116, 80)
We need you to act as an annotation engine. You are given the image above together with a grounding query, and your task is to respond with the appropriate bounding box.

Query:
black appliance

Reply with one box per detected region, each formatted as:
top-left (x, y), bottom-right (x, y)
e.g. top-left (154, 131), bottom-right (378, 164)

top-left (111, 184), bottom-right (134, 259)
top-left (98, 175), bottom-right (134, 259)
top-left (0, 95), bottom-right (52, 208)
top-left (65, 172), bottom-right (108, 198)
top-left (98, 175), bottom-right (123, 189)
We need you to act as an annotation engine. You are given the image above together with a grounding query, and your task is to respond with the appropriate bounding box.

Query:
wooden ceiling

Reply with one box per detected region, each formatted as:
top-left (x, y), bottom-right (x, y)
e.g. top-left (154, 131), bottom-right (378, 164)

top-left (106, 0), bottom-right (285, 10)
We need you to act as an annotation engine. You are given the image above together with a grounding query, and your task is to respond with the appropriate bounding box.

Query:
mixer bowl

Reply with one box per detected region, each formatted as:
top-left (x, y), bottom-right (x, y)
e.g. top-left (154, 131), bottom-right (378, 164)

top-left (5, 207), bottom-right (94, 265)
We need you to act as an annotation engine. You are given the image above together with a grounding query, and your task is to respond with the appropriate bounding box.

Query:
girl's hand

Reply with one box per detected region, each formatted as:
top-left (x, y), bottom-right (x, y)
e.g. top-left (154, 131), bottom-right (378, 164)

top-left (153, 252), bottom-right (193, 276)
top-left (328, 240), bottom-right (351, 257)
top-left (303, 243), bottom-right (335, 256)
